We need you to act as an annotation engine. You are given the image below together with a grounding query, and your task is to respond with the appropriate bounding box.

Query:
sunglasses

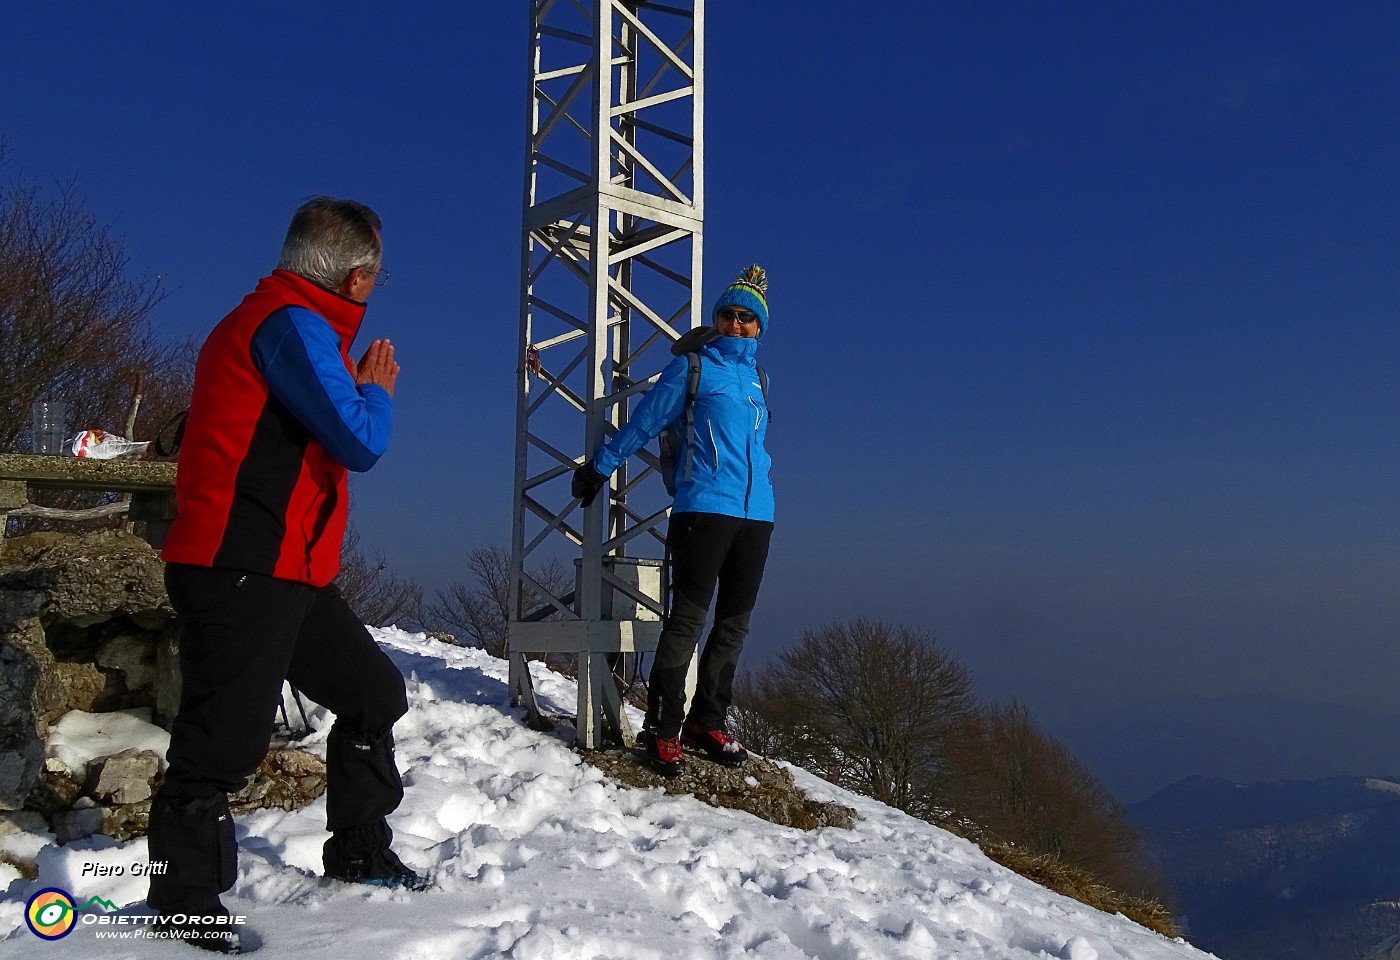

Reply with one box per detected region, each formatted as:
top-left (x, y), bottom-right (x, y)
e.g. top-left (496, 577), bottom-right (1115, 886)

top-left (718, 307), bottom-right (758, 324)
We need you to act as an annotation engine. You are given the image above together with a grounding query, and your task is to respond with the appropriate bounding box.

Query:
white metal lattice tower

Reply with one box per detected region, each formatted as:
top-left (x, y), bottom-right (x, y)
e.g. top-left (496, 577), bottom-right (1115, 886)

top-left (508, 0), bottom-right (704, 747)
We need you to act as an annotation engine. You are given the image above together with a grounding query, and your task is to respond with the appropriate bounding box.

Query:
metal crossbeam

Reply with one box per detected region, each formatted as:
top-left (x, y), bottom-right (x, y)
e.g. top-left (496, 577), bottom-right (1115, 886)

top-left (509, 0), bottom-right (704, 747)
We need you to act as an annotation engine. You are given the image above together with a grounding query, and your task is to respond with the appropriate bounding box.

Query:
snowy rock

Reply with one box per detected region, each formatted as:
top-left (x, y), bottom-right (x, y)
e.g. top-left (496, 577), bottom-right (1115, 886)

top-left (0, 531), bottom-right (179, 810)
top-left (85, 748), bottom-right (160, 805)
top-left (46, 709), bottom-right (169, 782)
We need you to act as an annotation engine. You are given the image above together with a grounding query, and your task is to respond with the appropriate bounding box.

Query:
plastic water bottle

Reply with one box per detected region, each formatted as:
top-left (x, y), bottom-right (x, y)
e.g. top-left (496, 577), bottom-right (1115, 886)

top-left (30, 401), bottom-right (69, 455)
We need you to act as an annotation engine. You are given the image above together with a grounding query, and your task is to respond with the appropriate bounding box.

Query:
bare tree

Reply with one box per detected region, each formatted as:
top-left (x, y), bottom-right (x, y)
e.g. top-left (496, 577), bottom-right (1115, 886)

top-left (0, 173), bottom-right (176, 451)
top-left (728, 670), bottom-right (801, 759)
top-left (424, 544), bottom-right (571, 658)
top-left (741, 617), bottom-right (979, 818)
top-left (736, 614), bottom-right (1173, 916)
top-left (948, 701), bottom-right (1166, 900)
top-left (335, 522), bottom-right (423, 628)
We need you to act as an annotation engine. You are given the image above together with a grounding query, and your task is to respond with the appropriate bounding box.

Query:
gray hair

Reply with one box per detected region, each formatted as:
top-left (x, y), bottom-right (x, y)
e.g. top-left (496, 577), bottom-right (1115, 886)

top-left (276, 196), bottom-right (382, 290)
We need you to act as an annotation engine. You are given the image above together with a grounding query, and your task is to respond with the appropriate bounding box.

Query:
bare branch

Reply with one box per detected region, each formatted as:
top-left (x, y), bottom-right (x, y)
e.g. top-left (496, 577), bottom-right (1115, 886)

top-left (423, 544), bottom-right (571, 658)
top-left (0, 175), bottom-right (170, 453)
top-left (736, 617), bottom-right (978, 820)
top-left (334, 522), bottom-right (424, 628)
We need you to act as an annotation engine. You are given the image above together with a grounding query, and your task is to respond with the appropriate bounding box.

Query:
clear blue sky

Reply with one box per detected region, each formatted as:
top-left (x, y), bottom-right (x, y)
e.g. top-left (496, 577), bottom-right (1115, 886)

top-left (5, 2), bottom-right (1400, 796)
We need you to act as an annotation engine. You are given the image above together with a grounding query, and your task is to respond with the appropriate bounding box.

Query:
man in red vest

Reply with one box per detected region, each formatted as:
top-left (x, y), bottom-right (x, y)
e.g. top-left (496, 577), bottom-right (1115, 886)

top-left (149, 197), bottom-right (421, 954)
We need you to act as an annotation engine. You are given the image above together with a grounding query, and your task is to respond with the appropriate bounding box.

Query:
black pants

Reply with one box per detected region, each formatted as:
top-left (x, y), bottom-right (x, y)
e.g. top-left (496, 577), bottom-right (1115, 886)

top-left (148, 564), bottom-right (408, 911)
top-left (648, 512), bottom-right (773, 737)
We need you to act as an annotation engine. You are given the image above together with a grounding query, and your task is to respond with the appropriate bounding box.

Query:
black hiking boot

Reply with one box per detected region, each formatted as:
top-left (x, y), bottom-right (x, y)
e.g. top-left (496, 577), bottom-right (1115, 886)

top-left (639, 729), bottom-right (685, 778)
top-left (323, 821), bottom-right (430, 891)
top-left (147, 793), bottom-right (241, 952)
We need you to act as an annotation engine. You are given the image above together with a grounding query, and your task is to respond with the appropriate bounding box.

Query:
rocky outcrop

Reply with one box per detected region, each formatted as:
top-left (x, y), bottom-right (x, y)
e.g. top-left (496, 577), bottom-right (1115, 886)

top-left (0, 530), bottom-right (328, 849)
top-left (0, 530), bottom-right (177, 811)
top-left (584, 743), bottom-right (856, 832)
top-left (27, 745), bottom-right (328, 845)
top-left (1, 530), bottom-right (172, 622)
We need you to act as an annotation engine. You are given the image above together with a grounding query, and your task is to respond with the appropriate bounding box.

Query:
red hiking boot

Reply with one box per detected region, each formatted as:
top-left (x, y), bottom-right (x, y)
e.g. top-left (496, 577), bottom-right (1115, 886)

top-left (640, 730), bottom-right (685, 778)
top-left (682, 721), bottom-right (749, 766)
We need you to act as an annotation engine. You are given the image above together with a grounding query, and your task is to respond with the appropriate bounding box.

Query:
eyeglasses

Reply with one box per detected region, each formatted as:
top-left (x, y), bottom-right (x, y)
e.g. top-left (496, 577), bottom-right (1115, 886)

top-left (357, 266), bottom-right (389, 287)
top-left (718, 307), bottom-right (757, 324)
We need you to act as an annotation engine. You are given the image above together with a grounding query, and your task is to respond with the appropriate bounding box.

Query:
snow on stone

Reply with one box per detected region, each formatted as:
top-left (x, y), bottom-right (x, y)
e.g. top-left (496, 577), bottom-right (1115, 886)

top-left (45, 708), bottom-right (171, 780)
top-left (0, 628), bottom-right (1218, 959)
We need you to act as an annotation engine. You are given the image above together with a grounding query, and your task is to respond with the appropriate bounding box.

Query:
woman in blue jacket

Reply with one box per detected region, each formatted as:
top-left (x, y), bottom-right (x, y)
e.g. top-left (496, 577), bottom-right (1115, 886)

top-left (573, 265), bottom-right (774, 777)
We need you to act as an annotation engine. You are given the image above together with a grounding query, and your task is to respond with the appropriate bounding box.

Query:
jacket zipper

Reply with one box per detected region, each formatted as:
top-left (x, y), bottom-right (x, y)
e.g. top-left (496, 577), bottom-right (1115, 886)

top-left (744, 388), bottom-right (762, 515)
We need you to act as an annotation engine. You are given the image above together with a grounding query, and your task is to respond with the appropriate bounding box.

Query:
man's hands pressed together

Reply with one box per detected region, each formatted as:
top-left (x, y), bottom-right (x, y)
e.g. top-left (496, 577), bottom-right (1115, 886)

top-left (357, 339), bottom-right (400, 397)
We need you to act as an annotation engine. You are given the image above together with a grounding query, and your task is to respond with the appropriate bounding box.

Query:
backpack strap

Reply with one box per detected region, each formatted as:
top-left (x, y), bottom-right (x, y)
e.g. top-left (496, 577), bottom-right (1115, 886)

top-left (153, 409), bottom-right (188, 457)
top-left (680, 351), bottom-right (703, 485)
top-left (671, 325), bottom-right (722, 356)
top-left (668, 329), bottom-right (766, 488)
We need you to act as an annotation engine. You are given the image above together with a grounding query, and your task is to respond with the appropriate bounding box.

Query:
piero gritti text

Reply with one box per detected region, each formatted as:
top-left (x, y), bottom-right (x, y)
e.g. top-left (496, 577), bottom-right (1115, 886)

top-left (80, 860), bottom-right (169, 877)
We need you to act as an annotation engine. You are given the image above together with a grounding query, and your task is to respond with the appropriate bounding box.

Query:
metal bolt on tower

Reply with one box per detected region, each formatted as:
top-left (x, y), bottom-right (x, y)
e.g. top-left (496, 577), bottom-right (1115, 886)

top-left (509, 0), bottom-right (704, 747)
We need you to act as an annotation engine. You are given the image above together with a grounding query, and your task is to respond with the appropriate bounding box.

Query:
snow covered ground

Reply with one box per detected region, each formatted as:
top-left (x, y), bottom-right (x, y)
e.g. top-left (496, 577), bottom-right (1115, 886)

top-left (0, 628), bottom-right (1217, 959)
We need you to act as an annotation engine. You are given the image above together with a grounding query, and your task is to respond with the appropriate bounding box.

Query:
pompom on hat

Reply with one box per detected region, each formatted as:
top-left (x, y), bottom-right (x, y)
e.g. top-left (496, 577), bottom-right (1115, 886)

top-left (712, 264), bottom-right (769, 337)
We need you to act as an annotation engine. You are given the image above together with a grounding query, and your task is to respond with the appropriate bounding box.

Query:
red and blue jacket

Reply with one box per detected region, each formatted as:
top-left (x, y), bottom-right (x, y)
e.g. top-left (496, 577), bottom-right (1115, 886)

top-left (162, 270), bottom-right (392, 586)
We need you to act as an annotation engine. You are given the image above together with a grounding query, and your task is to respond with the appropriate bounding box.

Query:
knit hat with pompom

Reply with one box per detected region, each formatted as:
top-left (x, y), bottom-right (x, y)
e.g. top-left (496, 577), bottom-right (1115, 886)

top-left (712, 264), bottom-right (769, 337)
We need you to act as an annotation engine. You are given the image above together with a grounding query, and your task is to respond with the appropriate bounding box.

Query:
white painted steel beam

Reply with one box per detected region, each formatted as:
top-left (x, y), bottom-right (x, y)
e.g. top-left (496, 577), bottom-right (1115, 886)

top-left (509, 0), bottom-right (704, 748)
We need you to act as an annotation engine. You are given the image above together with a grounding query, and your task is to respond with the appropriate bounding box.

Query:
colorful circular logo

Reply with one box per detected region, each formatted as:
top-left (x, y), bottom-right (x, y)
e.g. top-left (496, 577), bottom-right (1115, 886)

top-left (26, 888), bottom-right (76, 940)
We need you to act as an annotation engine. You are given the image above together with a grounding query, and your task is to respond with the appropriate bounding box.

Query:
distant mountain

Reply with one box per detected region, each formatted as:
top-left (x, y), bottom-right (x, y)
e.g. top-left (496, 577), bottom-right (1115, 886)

top-left (1040, 693), bottom-right (1400, 802)
top-left (1130, 774), bottom-right (1400, 960)
top-left (1133, 773), bottom-right (1400, 831)
top-left (1206, 902), bottom-right (1400, 960)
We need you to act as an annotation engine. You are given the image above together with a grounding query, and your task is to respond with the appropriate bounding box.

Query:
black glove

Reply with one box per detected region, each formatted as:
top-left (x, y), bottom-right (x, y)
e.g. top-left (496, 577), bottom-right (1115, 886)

top-left (572, 463), bottom-right (608, 507)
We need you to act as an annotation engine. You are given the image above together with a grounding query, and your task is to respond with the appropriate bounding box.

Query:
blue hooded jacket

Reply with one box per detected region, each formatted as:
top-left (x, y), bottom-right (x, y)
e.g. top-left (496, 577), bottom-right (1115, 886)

top-left (592, 335), bottom-right (774, 522)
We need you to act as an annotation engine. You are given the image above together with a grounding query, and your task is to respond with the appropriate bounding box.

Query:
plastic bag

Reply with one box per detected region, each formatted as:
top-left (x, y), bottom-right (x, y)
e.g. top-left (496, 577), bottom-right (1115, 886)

top-left (69, 429), bottom-right (151, 460)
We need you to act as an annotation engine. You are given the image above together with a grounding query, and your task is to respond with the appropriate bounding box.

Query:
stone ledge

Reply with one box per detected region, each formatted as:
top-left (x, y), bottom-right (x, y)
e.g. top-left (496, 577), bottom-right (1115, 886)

top-left (0, 453), bottom-right (176, 493)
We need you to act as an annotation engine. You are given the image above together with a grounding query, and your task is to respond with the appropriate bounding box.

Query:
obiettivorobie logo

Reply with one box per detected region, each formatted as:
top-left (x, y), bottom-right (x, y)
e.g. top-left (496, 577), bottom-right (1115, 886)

top-left (25, 888), bottom-right (120, 940)
top-left (24, 873), bottom-right (248, 945)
